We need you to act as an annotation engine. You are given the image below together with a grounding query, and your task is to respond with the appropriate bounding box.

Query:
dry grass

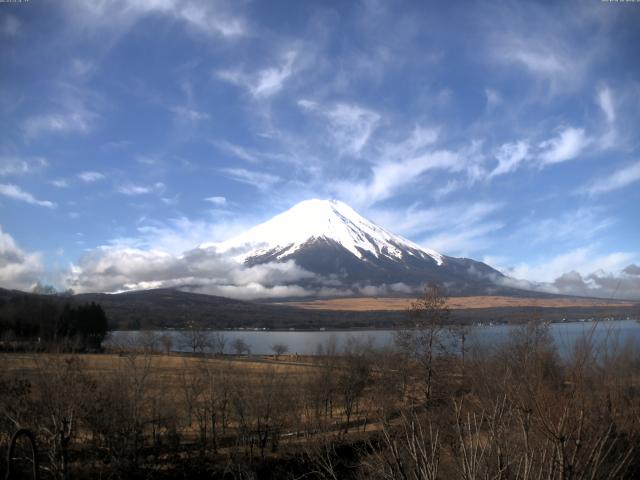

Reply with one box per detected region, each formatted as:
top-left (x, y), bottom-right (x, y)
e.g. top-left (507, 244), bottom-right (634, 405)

top-left (0, 352), bottom-right (317, 388)
top-left (277, 295), bottom-right (635, 311)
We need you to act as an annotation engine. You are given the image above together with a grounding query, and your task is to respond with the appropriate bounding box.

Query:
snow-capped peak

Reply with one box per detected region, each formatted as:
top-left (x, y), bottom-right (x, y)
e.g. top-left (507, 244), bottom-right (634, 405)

top-left (210, 199), bottom-right (444, 265)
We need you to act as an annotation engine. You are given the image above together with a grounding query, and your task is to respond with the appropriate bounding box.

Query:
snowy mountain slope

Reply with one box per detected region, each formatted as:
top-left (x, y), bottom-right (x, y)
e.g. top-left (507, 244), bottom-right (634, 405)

top-left (210, 199), bottom-right (443, 265)
top-left (203, 199), bottom-right (506, 294)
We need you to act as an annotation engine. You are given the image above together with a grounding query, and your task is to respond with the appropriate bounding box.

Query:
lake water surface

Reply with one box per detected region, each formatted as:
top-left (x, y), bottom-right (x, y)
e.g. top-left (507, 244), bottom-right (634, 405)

top-left (107, 320), bottom-right (640, 357)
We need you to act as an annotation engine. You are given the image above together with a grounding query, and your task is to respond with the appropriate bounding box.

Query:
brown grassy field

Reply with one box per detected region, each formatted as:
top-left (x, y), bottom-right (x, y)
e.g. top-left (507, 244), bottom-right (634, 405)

top-left (0, 351), bottom-right (317, 382)
top-left (2, 335), bottom-right (639, 479)
top-left (277, 295), bottom-right (636, 311)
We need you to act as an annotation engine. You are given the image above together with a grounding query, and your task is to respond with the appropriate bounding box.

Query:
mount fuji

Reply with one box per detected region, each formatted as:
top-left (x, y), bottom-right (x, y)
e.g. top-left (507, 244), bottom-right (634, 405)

top-left (203, 199), bottom-right (508, 295)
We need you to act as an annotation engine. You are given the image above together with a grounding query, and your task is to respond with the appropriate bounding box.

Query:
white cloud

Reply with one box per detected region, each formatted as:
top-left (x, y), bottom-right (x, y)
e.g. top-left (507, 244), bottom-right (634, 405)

top-left (484, 88), bottom-right (501, 109)
top-left (433, 179), bottom-right (463, 199)
top-left (0, 156), bottom-right (47, 176)
top-left (368, 201), bottom-right (503, 257)
top-left (251, 50), bottom-right (297, 97)
top-left (373, 202), bottom-right (502, 238)
top-left (120, 215), bottom-right (251, 255)
top-left (169, 106), bottom-right (210, 122)
top-left (582, 161), bottom-right (640, 196)
top-left (204, 196), bottom-right (227, 206)
top-left (0, 225), bottom-right (43, 291)
top-left (497, 252), bottom-right (640, 301)
top-left (506, 246), bottom-right (635, 284)
top-left (70, 58), bottom-right (94, 77)
top-left (487, 3), bottom-right (593, 92)
top-left (22, 109), bottom-right (94, 137)
top-left (64, 245), bottom-right (315, 298)
top-left (134, 154), bottom-right (160, 165)
top-left (538, 127), bottom-right (590, 165)
top-left (497, 265), bottom-right (640, 301)
top-left (116, 182), bottom-right (164, 196)
top-left (420, 221), bottom-right (504, 257)
top-left (324, 127), bottom-right (489, 207)
top-left (187, 283), bottom-right (313, 300)
top-left (489, 141), bottom-right (529, 177)
top-left (212, 140), bottom-right (259, 163)
top-left (501, 48), bottom-right (565, 77)
top-left (379, 126), bottom-right (440, 160)
top-left (298, 100), bottom-right (381, 157)
top-left (515, 208), bottom-right (614, 245)
top-left (78, 171), bottom-right (105, 182)
top-left (217, 50), bottom-right (298, 98)
top-left (220, 168), bottom-right (280, 192)
top-left (335, 149), bottom-right (460, 207)
top-left (51, 179), bottom-right (70, 189)
top-left (597, 86), bottom-right (615, 124)
top-left (63, 0), bottom-right (246, 39)
top-left (595, 86), bottom-right (619, 150)
top-left (0, 184), bottom-right (56, 208)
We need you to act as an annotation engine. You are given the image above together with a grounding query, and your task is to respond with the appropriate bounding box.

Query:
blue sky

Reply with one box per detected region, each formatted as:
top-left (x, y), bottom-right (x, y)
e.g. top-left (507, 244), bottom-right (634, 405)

top-left (1, 0), bottom-right (640, 299)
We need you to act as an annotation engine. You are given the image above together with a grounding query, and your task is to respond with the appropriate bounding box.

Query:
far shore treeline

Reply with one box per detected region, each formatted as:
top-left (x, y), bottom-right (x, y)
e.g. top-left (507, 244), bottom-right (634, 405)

top-left (0, 289), bottom-right (108, 351)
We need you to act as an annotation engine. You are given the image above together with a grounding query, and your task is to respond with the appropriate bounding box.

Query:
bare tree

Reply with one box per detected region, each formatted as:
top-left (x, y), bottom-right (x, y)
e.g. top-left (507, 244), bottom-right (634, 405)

top-left (232, 338), bottom-right (250, 356)
top-left (271, 342), bottom-right (288, 360)
top-left (139, 330), bottom-right (159, 353)
top-left (179, 325), bottom-right (210, 355)
top-left (338, 338), bottom-right (370, 433)
top-left (448, 322), bottom-right (471, 379)
top-left (395, 284), bottom-right (450, 404)
top-left (210, 332), bottom-right (226, 356)
top-left (178, 360), bottom-right (204, 427)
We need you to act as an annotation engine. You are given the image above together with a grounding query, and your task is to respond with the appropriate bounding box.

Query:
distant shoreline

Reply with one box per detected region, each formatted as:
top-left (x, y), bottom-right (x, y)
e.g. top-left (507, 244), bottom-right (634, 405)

top-left (276, 295), bottom-right (638, 312)
top-left (110, 316), bottom-right (639, 333)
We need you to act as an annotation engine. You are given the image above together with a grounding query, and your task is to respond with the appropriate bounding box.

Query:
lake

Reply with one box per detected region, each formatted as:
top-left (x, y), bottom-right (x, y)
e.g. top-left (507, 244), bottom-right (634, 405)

top-left (107, 319), bottom-right (640, 357)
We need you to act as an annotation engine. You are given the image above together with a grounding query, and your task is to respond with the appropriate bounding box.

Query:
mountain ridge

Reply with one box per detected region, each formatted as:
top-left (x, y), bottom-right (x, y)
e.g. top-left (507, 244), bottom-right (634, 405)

top-left (209, 199), bottom-right (507, 295)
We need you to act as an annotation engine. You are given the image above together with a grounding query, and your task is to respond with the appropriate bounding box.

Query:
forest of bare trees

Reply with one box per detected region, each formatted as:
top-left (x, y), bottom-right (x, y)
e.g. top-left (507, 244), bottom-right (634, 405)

top-left (1, 288), bottom-right (639, 479)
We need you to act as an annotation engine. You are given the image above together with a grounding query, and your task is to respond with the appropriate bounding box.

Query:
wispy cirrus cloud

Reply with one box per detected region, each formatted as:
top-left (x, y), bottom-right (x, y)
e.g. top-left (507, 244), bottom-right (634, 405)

top-left (485, 1), bottom-right (605, 93)
top-left (220, 168), bottom-right (280, 191)
top-left (514, 208), bottom-right (615, 245)
top-left (330, 126), bottom-right (464, 208)
top-left (538, 127), bottom-right (591, 165)
top-left (0, 156), bottom-right (47, 176)
top-left (169, 106), bottom-right (210, 123)
top-left (367, 201), bottom-right (503, 257)
top-left (78, 171), bottom-right (105, 183)
top-left (334, 149), bottom-right (460, 207)
top-left (597, 86), bottom-right (615, 124)
top-left (420, 221), bottom-right (505, 257)
top-left (488, 141), bottom-right (529, 178)
top-left (51, 179), bottom-right (70, 189)
top-left (596, 85), bottom-right (620, 150)
top-left (212, 140), bottom-right (259, 163)
top-left (204, 196), bottom-right (227, 206)
top-left (298, 100), bottom-right (381, 157)
top-left (0, 183), bottom-right (56, 208)
top-left (62, 0), bottom-right (247, 39)
top-left (22, 109), bottom-right (95, 138)
top-left (217, 50), bottom-right (298, 98)
top-left (581, 161), bottom-right (640, 196)
top-left (116, 182), bottom-right (165, 196)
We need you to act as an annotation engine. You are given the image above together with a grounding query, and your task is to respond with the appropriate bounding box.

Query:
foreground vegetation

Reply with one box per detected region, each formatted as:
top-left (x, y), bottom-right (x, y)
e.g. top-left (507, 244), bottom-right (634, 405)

top-left (1, 286), bottom-right (639, 479)
top-left (1, 329), bottom-right (639, 478)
